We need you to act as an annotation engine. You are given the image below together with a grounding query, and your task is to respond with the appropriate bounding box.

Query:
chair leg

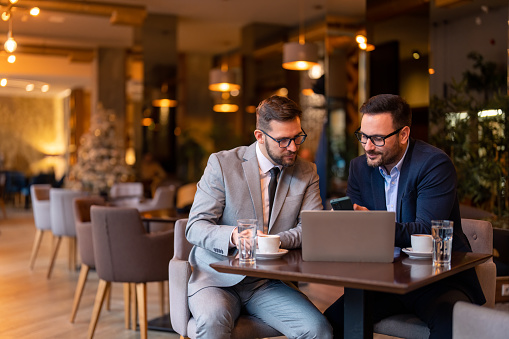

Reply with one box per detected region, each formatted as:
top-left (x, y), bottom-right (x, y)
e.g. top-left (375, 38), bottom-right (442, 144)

top-left (68, 237), bottom-right (77, 271)
top-left (158, 281), bottom-right (165, 315)
top-left (87, 279), bottom-right (110, 339)
top-left (130, 282), bottom-right (137, 330)
top-left (105, 284), bottom-right (111, 311)
top-left (136, 283), bottom-right (148, 339)
top-left (29, 229), bottom-right (45, 270)
top-left (47, 236), bottom-right (62, 279)
top-left (123, 283), bottom-right (131, 329)
top-left (0, 198), bottom-right (6, 218)
top-left (70, 264), bottom-right (90, 323)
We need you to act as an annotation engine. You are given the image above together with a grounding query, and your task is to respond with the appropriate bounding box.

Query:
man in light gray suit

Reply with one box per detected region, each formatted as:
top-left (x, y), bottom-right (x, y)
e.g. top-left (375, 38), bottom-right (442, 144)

top-left (186, 95), bottom-right (332, 339)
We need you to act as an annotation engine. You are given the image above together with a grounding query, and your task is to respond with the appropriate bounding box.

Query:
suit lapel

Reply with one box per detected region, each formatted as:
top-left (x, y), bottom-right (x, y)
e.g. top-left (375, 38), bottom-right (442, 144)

top-left (242, 144), bottom-right (264, 229)
top-left (396, 139), bottom-right (415, 222)
top-left (371, 168), bottom-right (386, 210)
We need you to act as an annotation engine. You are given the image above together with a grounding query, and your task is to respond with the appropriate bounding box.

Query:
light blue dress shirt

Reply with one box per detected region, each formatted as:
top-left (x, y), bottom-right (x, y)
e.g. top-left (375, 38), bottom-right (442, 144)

top-left (379, 143), bottom-right (409, 217)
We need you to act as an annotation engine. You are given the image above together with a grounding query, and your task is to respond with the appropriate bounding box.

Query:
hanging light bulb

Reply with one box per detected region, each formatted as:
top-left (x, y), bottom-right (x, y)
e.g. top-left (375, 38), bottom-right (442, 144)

top-left (1, 11), bottom-right (10, 21)
top-left (4, 17), bottom-right (16, 53)
top-left (282, 0), bottom-right (318, 71)
top-left (30, 7), bottom-right (40, 16)
top-left (9, 0), bottom-right (18, 4)
top-left (1, 78), bottom-right (7, 87)
top-left (7, 54), bottom-right (16, 63)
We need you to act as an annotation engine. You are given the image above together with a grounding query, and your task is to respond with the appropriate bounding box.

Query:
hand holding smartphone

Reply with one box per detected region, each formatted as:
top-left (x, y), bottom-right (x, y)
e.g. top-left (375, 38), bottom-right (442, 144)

top-left (330, 196), bottom-right (354, 210)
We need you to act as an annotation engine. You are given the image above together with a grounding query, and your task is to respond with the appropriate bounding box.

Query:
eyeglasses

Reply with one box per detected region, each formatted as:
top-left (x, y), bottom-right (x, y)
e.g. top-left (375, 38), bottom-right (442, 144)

top-left (354, 127), bottom-right (404, 147)
top-left (259, 129), bottom-right (307, 148)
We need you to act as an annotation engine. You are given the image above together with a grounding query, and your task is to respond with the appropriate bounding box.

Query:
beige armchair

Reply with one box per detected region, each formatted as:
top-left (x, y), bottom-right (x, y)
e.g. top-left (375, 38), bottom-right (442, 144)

top-left (374, 218), bottom-right (497, 339)
top-left (29, 184), bottom-right (52, 269)
top-left (168, 218), bottom-right (283, 339)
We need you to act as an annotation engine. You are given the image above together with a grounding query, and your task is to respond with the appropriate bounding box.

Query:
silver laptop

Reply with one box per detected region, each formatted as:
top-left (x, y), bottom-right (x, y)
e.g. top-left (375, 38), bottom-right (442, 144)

top-left (301, 210), bottom-right (396, 262)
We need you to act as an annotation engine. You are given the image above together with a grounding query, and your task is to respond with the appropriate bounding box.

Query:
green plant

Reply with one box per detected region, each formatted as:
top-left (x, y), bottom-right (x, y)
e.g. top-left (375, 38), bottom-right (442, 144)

top-left (430, 52), bottom-right (508, 219)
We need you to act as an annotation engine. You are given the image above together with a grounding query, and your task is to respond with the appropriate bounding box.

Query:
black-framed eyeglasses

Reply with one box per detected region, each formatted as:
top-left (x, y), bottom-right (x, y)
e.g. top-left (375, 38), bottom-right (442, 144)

top-left (354, 127), bottom-right (404, 147)
top-left (259, 129), bottom-right (307, 148)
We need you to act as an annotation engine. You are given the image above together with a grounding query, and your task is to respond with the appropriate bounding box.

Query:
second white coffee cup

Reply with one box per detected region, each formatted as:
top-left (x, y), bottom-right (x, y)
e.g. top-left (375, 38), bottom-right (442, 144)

top-left (258, 234), bottom-right (280, 254)
top-left (411, 234), bottom-right (432, 253)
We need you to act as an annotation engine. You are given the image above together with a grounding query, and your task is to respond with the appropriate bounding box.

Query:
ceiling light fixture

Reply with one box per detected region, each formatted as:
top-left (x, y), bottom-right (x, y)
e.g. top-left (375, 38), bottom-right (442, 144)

top-left (7, 54), bottom-right (16, 63)
top-left (282, 0), bottom-right (318, 71)
top-left (209, 64), bottom-right (240, 92)
top-left (4, 18), bottom-right (17, 53)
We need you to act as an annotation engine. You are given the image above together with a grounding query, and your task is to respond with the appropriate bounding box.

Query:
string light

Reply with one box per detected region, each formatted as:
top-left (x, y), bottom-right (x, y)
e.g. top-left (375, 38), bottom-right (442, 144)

top-left (7, 54), bottom-right (16, 63)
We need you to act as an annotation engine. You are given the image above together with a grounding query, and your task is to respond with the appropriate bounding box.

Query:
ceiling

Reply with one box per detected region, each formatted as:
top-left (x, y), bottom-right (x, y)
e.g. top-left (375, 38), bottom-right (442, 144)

top-left (0, 0), bottom-right (505, 97)
top-left (0, 0), bottom-right (364, 97)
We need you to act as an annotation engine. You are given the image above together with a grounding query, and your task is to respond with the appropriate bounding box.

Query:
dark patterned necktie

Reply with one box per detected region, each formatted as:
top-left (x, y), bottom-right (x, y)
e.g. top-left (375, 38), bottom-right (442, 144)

top-left (268, 167), bottom-right (280, 224)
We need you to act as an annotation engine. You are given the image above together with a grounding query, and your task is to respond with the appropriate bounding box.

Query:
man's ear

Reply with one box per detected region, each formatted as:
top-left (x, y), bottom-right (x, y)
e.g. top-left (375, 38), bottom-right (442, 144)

top-left (400, 126), bottom-right (410, 143)
top-left (254, 130), bottom-right (264, 143)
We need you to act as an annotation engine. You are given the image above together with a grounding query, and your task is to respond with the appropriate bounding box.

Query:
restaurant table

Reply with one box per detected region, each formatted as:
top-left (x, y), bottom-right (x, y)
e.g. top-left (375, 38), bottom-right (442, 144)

top-left (139, 208), bottom-right (187, 333)
top-left (210, 249), bottom-right (491, 339)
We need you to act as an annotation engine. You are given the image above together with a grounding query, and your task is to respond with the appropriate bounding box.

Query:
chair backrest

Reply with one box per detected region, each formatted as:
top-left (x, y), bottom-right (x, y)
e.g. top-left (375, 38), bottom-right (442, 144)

top-left (74, 196), bottom-right (105, 267)
top-left (91, 206), bottom-right (172, 283)
top-left (176, 183), bottom-right (197, 210)
top-left (147, 185), bottom-right (176, 210)
top-left (461, 218), bottom-right (493, 254)
top-left (110, 182), bottom-right (144, 200)
top-left (453, 301), bottom-right (509, 339)
top-left (461, 218), bottom-right (496, 308)
top-left (49, 188), bottom-right (85, 237)
top-left (31, 184), bottom-right (52, 231)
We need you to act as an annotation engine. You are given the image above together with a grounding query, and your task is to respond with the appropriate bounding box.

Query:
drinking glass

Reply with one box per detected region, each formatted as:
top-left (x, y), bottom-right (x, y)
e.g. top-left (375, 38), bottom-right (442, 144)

top-left (432, 220), bottom-right (453, 266)
top-left (237, 219), bottom-right (257, 264)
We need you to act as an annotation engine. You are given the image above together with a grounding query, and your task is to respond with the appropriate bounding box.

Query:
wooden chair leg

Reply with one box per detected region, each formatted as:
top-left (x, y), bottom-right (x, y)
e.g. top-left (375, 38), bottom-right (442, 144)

top-left (47, 236), bottom-right (62, 279)
top-left (136, 283), bottom-right (148, 339)
top-left (29, 229), bottom-right (44, 270)
top-left (105, 284), bottom-right (111, 311)
top-left (130, 282), bottom-right (137, 330)
top-left (0, 198), bottom-right (6, 218)
top-left (87, 279), bottom-right (110, 339)
top-left (68, 237), bottom-right (77, 271)
top-left (158, 281), bottom-right (165, 315)
top-left (123, 283), bottom-right (131, 329)
top-left (70, 264), bottom-right (90, 323)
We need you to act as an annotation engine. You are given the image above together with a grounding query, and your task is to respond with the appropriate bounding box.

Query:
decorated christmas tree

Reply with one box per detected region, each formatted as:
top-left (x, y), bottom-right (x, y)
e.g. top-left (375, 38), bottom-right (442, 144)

top-left (67, 105), bottom-right (133, 194)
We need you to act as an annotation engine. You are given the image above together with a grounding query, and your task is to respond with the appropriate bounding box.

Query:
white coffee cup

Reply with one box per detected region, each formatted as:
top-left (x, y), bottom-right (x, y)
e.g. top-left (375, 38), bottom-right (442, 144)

top-left (411, 234), bottom-right (432, 253)
top-left (258, 234), bottom-right (280, 254)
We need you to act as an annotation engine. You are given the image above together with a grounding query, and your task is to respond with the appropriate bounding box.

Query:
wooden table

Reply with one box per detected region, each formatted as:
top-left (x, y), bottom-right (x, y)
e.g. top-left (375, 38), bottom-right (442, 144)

top-left (211, 249), bottom-right (491, 339)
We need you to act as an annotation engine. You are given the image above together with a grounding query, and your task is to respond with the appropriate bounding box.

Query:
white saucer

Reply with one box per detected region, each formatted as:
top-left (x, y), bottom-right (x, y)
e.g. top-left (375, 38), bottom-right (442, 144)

top-left (402, 248), bottom-right (432, 260)
top-left (256, 249), bottom-right (288, 260)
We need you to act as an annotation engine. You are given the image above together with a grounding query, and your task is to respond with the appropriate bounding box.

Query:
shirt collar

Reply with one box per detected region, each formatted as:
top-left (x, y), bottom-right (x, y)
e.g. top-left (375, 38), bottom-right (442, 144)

top-left (256, 142), bottom-right (281, 174)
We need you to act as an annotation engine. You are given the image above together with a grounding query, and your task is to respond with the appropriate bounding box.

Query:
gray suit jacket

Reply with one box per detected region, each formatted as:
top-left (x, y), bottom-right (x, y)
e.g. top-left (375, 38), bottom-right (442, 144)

top-left (186, 142), bottom-right (322, 296)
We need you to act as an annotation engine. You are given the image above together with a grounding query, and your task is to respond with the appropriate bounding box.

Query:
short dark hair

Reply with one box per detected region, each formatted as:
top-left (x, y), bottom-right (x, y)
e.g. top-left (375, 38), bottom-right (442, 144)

top-left (256, 95), bottom-right (302, 131)
top-left (360, 94), bottom-right (412, 129)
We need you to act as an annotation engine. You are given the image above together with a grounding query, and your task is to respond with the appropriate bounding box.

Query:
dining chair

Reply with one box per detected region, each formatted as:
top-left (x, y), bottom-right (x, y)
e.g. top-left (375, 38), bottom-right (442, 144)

top-left (70, 196), bottom-right (110, 323)
top-left (109, 182), bottom-right (144, 206)
top-left (87, 206), bottom-right (173, 339)
top-left (452, 301), bottom-right (509, 339)
top-left (373, 218), bottom-right (497, 339)
top-left (169, 218), bottom-right (283, 339)
top-left (47, 188), bottom-right (86, 279)
top-left (29, 184), bottom-right (52, 269)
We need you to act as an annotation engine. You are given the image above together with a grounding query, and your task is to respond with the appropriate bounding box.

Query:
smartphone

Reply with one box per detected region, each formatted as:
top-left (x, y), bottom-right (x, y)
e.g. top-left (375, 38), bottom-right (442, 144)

top-left (330, 196), bottom-right (354, 210)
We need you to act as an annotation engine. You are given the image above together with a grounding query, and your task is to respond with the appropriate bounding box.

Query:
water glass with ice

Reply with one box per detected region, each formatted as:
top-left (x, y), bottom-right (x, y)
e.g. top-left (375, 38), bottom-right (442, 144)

top-left (432, 220), bottom-right (453, 266)
top-left (237, 219), bottom-right (258, 265)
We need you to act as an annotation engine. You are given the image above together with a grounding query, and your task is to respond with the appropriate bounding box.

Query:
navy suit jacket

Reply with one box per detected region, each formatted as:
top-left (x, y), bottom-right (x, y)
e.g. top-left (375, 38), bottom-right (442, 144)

top-left (347, 139), bottom-right (486, 305)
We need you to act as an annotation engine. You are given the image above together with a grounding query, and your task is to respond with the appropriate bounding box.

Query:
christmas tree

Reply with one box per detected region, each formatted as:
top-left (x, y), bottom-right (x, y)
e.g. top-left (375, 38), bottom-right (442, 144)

top-left (67, 105), bottom-right (133, 194)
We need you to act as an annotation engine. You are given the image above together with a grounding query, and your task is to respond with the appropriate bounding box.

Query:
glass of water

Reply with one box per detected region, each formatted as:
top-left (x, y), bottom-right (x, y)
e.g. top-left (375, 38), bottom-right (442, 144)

top-left (431, 220), bottom-right (453, 266)
top-left (237, 219), bottom-right (258, 265)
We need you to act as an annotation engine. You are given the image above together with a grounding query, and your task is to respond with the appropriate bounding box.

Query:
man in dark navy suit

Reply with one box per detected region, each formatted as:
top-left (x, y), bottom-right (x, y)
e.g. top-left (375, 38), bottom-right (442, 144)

top-left (324, 94), bottom-right (485, 339)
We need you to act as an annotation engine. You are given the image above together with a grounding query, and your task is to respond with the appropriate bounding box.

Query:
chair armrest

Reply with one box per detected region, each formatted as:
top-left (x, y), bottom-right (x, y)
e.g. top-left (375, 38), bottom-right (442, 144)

top-left (475, 259), bottom-right (496, 308)
top-left (169, 258), bottom-right (192, 337)
top-left (453, 301), bottom-right (509, 339)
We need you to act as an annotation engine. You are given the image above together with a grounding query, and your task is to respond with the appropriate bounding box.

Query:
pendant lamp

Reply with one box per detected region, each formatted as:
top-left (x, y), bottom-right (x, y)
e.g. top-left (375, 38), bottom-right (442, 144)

top-left (282, 0), bottom-right (318, 71)
top-left (209, 65), bottom-right (240, 92)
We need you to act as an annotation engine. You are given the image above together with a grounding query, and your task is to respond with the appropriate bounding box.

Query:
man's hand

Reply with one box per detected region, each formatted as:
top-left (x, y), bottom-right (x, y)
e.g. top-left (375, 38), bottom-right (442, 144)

top-left (231, 227), bottom-right (239, 247)
top-left (353, 203), bottom-right (369, 211)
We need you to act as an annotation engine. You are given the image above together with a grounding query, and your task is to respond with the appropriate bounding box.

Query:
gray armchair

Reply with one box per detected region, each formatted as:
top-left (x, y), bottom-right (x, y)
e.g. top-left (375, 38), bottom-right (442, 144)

top-left (29, 184), bottom-right (51, 269)
top-left (168, 218), bottom-right (283, 339)
top-left (88, 206), bottom-right (173, 339)
top-left (374, 218), bottom-right (497, 339)
top-left (453, 301), bottom-right (509, 339)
